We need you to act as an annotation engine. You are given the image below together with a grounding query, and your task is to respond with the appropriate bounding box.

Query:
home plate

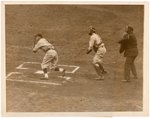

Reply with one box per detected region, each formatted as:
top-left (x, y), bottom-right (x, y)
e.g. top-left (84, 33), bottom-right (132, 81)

top-left (35, 70), bottom-right (44, 74)
top-left (35, 71), bottom-right (71, 80)
top-left (58, 76), bottom-right (71, 80)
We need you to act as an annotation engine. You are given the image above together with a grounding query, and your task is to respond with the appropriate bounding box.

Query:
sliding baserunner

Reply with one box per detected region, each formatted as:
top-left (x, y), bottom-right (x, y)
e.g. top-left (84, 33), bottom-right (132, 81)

top-left (86, 26), bottom-right (107, 80)
top-left (33, 34), bottom-right (65, 79)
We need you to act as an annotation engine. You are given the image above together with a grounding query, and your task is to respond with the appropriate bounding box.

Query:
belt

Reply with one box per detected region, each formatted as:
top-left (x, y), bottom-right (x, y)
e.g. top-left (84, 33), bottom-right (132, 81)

top-left (45, 48), bottom-right (55, 52)
top-left (97, 42), bottom-right (103, 47)
top-left (47, 48), bottom-right (54, 51)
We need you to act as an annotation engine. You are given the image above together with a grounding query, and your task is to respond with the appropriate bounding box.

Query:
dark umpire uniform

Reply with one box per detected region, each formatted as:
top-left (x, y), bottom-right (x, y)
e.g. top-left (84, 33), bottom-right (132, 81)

top-left (118, 26), bottom-right (138, 82)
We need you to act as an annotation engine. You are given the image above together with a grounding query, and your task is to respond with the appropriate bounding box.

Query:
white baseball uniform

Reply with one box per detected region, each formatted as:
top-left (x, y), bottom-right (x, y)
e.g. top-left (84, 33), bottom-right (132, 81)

top-left (88, 33), bottom-right (106, 64)
top-left (33, 38), bottom-right (58, 70)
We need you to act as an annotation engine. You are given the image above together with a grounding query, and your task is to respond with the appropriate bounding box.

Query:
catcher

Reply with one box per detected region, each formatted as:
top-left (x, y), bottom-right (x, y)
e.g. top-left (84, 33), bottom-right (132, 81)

top-left (33, 34), bottom-right (66, 79)
top-left (86, 26), bottom-right (107, 80)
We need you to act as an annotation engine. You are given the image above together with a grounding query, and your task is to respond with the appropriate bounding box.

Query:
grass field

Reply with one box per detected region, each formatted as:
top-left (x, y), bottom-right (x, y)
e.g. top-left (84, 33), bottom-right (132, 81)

top-left (5, 5), bottom-right (144, 112)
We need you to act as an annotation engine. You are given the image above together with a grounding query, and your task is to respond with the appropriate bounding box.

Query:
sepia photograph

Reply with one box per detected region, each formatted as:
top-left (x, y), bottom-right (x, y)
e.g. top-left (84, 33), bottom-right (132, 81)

top-left (1, 1), bottom-right (149, 117)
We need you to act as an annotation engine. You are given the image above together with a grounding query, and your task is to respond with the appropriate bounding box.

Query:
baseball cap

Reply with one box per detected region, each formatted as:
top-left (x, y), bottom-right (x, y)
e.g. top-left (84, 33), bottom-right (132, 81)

top-left (34, 33), bottom-right (43, 38)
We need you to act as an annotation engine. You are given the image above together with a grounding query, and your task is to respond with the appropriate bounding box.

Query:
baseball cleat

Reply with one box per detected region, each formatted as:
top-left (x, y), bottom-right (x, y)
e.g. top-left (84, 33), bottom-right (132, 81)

top-left (121, 79), bottom-right (130, 82)
top-left (45, 74), bottom-right (49, 78)
top-left (40, 74), bottom-right (49, 80)
top-left (102, 70), bottom-right (107, 74)
top-left (62, 69), bottom-right (66, 77)
top-left (99, 75), bottom-right (104, 80)
top-left (95, 75), bottom-right (104, 80)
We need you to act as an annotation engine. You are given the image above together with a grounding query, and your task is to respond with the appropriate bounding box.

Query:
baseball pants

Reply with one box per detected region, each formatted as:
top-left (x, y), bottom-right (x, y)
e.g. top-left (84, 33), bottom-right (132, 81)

top-left (41, 49), bottom-right (58, 70)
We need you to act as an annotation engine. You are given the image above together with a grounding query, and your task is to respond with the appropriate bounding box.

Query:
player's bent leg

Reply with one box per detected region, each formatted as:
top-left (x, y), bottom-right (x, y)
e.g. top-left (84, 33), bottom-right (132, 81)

top-left (41, 51), bottom-right (55, 79)
top-left (92, 62), bottom-right (104, 80)
top-left (96, 56), bottom-right (107, 74)
top-left (50, 51), bottom-right (66, 76)
top-left (41, 63), bottom-right (50, 79)
top-left (92, 63), bottom-right (101, 76)
top-left (41, 63), bottom-right (49, 79)
top-left (42, 68), bottom-right (48, 79)
top-left (93, 54), bottom-right (105, 80)
top-left (98, 63), bottom-right (107, 74)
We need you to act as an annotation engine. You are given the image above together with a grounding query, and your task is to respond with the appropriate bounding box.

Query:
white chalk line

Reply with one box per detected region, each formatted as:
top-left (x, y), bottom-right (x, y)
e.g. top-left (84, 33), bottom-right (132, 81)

top-left (6, 72), bottom-right (61, 86)
top-left (35, 70), bottom-right (46, 74)
top-left (35, 71), bottom-right (72, 81)
top-left (6, 72), bottom-right (21, 78)
top-left (35, 70), bottom-right (77, 74)
top-left (7, 62), bottom-right (80, 86)
top-left (16, 62), bottom-right (41, 70)
top-left (72, 66), bottom-right (80, 73)
top-left (7, 79), bottom-right (61, 86)
top-left (58, 76), bottom-right (71, 80)
top-left (16, 62), bottom-right (80, 74)
top-left (16, 62), bottom-right (28, 69)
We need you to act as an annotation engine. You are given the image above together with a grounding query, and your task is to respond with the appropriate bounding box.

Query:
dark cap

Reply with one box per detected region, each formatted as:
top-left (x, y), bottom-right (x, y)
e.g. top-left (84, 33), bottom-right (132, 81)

top-left (89, 26), bottom-right (96, 32)
top-left (126, 25), bottom-right (134, 33)
top-left (34, 33), bottom-right (43, 38)
top-left (128, 26), bottom-right (133, 32)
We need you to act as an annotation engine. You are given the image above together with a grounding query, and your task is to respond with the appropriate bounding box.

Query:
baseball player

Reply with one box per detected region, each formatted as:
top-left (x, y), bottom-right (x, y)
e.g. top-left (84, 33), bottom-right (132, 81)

top-left (86, 26), bottom-right (107, 80)
top-left (33, 34), bottom-right (66, 79)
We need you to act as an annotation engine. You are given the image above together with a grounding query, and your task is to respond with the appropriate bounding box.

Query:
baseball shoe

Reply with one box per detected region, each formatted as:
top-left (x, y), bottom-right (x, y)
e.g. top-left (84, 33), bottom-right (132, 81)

top-left (95, 75), bottom-right (104, 80)
top-left (40, 74), bottom-right (49, 80)
top-left (102, 70), bottom-right (107, 74)
top-left (40, 77), bottom-right (48, 80)
top-left (62, 69), bottom-right (66, 77)
top-left (121, 79), bottom-right (130, 82)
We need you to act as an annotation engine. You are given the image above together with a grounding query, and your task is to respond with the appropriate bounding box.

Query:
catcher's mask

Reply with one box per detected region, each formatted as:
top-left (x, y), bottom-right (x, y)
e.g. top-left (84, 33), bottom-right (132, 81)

top-left (89, 26), bottom-right (96, 35)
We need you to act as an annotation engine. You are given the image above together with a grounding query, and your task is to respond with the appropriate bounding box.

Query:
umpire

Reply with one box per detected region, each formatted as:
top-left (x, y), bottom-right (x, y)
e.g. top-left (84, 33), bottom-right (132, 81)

top-left (118, 26), bottom-right (138, 82)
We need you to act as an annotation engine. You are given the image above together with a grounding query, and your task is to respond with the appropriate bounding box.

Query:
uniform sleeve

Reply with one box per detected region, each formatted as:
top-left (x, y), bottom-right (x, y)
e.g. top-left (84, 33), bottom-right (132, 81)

top-left (88, 37), bottom-right (95, 50)
top-left (33, 41), bottom-right (42, 52)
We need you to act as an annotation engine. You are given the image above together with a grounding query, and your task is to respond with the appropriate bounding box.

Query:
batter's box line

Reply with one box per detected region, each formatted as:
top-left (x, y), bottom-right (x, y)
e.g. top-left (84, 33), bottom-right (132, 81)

top-left (6, 72), bottom-right (71, 86)
top-left (6, 72), bottom-right (70, 85)
top-left (6, 72), bottom-right (22, 78)
top-left (7, 78), bottom-right (62, 86)
top-left (16, 62), bottom-right (80, 74)
top-left (58, 76), bottom-right (71, 80)
top-left (6, 72), bottom-right (62, 86)
top-left (16, 62), bottom-right (40, 70)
